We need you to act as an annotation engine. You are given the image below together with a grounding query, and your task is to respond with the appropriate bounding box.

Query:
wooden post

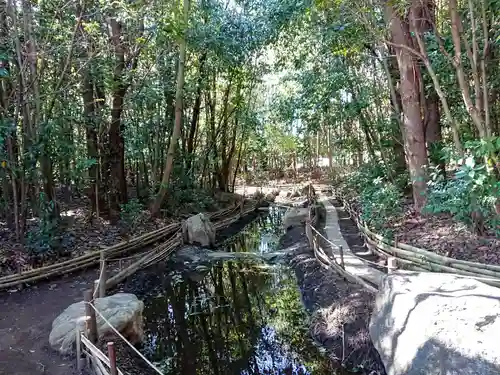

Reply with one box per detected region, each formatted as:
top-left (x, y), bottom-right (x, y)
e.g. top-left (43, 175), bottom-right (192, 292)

top-left (305, 220), bottom-right (313, 249)
top-left (339, 245), bottom-right (345, 270)
top-left (108, 342), bottom-right (118, 375)
top-left (84, 290), bottom-right (98, 344)
top-left (388, 257), bottom-right (397, 273)
top-left (99, 250), bottom-right (107, 298)
top-left (75, 325), bottom-right (82, 371)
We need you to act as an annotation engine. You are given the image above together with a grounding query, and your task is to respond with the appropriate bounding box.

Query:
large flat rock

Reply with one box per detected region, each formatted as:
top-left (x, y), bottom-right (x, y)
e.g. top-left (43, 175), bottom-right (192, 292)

top-left (49, 293), bottom-right (144, 355)
top-left (370, 272), bottom-right (500, 375)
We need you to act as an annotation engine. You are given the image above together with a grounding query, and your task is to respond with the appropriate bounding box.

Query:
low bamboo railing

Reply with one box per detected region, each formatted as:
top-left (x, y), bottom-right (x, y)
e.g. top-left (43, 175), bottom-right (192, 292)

top-left (336, 191), bottom-right (500, 288)
top-left (0, 200), bottom-right (259, 291)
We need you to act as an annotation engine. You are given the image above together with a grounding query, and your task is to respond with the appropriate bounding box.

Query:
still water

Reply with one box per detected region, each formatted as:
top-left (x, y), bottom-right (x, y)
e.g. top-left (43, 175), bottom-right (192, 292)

top-left (137, 208), bottom-right (335, 374)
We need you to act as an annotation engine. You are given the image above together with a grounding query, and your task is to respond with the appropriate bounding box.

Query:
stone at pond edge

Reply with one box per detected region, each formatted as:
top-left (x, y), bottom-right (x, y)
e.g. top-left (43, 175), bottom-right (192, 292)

top-left (49, 293), bottom-right (144, 355)
top-left (182, 213), bottom-right (216, 247)
top-left (264, 192), bottom-right (276, 202)
top-left (370, 272), bottom-right (500, 375)
top-left (283, 207), bottom-right (309, 230)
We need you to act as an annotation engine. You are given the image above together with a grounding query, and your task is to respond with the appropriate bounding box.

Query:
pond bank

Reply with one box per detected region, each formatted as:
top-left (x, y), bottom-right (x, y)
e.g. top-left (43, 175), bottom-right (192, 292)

top-left (283, 205), bottom-right (385, 374)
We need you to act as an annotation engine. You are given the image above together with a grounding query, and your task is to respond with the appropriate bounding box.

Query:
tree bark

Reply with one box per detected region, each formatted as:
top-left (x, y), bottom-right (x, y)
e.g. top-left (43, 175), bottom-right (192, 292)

top-left (151, 0), bottom-right (190, 216)
top-left (424, 96), bottom-right (446, 176)
top-left (108, 17), bottom-right (128, 219)
top-left (82, 69), bottom-right (102, 214)
top-left (449, 0), bottom-right (486, 138)
top-left (387, 4), bottom-right (428, 213)
top-left (186, 52), bottom-right (206, 171)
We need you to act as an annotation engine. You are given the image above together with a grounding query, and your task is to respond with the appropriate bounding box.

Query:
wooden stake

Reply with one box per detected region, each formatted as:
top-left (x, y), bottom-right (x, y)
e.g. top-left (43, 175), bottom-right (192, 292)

top-left (388, 257), bottom-right (398, 273)
top-left (305, 221), bottom-right (313, 248)
top-left (99, 250), bottom-right (107, 298)
top-left (75, 325), bottom-right (82, 371)
top-left (339, 245), bottom-right (345, 270)
top-left (108, 342), bottom-right (118, 375)
top-left (84, 289), bottom-right (98, 344)
top-left (95, 174), bottom-right (100, 220)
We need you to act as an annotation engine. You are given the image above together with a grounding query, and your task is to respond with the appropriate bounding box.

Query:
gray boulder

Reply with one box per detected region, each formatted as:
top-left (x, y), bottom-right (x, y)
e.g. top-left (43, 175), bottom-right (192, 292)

top-left (283, 207), bottom-right (309, 230)
top-left (264, 192), bottom-right (276, 202)
top-left (182, 213), bottom-right (216, 247)
top-left (370, 272), bottom-right (500, 375)
top-left (49, 293), bottom-right (144, 355)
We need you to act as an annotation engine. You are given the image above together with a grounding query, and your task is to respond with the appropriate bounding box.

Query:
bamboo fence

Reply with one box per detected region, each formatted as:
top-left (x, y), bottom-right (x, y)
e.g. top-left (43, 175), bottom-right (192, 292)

top-left (0, 200), bottom-right (259, 291)
top-left (336, 191), bottom-right (500, 288)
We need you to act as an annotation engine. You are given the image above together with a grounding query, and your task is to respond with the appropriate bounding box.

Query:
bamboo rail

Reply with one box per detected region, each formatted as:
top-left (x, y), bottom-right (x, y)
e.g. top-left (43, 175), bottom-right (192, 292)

top-left (0, 201), bottom-right (259, 291)
top-left (335, 190), bottom-right (500, 288)
top-left (306, 211), bottom-right (378, 294)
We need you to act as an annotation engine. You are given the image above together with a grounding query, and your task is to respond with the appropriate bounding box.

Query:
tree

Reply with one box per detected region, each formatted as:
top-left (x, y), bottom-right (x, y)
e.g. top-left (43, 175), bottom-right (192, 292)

top-left (151, 0), bottom-right (190, 216)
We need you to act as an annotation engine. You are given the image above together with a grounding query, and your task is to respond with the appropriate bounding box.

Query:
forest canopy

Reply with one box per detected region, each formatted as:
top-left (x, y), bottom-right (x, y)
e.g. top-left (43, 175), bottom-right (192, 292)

top-left (0, 0), bottom-right (498, 251)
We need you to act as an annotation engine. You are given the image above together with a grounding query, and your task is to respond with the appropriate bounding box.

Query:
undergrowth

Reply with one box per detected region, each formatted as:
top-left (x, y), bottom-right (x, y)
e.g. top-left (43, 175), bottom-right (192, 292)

top-left (425, 138), bottom-right (500, 236)
top-left (337, 138), bottom-right (500, 238)
top-left (340, 163), bottom-right (405, 237)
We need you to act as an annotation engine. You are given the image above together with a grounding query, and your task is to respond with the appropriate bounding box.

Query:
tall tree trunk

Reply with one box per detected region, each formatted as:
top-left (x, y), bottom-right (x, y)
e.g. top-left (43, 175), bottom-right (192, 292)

top-left (449, 0), bottom-right (486, 138)
top-left (108, 17), bottom-right (128, 219)
top-left (0, 0), bottom-right (21, 237)
top-left (411, 0), bottom-right (446, 175)
top-left (424, 96), bottom-right (446, 175)
top-left (151, 0), bottom-right (190, 216)
top-left (186, 52), bottom-right (206, 171)
top-left (82, 68), bottom-right (102, 215)
top-left (387, 3), bottom-right (428, 212)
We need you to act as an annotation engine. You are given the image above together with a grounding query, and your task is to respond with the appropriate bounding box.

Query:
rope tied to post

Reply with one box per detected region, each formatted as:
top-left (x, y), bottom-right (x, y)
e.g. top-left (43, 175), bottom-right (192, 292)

top-left (308, 223), bottom-right (396, 271)
top-left (85, 300), bottom-right (164, 375)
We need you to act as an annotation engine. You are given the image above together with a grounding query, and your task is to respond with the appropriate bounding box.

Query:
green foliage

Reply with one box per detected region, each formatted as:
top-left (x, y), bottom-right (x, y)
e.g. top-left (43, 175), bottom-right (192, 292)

top-left (26, 193), bottom-right (65, 255)
top-left (425, 141), bottom-right (500, 236)
top-left (344, 164), bottom-right (404, 235)
top-left (120, 199), bottom-right (145, 229)
top-left (165, 187), bottom-right (218, 215)
top-left (359, 180), bottom-right (403, 235)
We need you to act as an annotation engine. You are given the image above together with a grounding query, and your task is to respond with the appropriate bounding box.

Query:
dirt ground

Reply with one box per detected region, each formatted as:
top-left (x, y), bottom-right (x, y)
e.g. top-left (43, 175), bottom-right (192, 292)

top-left (0, 269), bottom-right (99, 375)
top-left (282, 207), bottom-right (385, 374)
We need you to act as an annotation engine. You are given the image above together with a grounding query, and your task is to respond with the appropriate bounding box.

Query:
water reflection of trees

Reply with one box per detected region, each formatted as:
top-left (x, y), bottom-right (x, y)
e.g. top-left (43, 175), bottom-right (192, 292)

top-left (141, 208), bottom-right (335, 374)
top-left (143, 260), bottom-right (334, 374)
top-left (223, 207), bottom-right (285, 256)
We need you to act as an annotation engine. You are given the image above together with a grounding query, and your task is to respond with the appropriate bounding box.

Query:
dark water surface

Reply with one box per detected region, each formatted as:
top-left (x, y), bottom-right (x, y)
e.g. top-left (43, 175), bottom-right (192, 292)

top-left (137, 208), bottom-right (335, 374)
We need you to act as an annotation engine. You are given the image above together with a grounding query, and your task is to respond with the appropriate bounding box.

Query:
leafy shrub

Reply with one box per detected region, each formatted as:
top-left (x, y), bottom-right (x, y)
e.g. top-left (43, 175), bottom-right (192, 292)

top-left (359, 177), bottom-right (403, 234)
top-left (26, 193), bottom-right (63, 255)
top-left (342, 163), bottom-right (404, 235)
top-left (164, 187), bottom-right (217, 215)
top-left (425, 155), bottom-right (499, 236)
top-left (344, 164), bottom-right (387, 195)
top-left (120, 198), bottom-right (144, 230)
